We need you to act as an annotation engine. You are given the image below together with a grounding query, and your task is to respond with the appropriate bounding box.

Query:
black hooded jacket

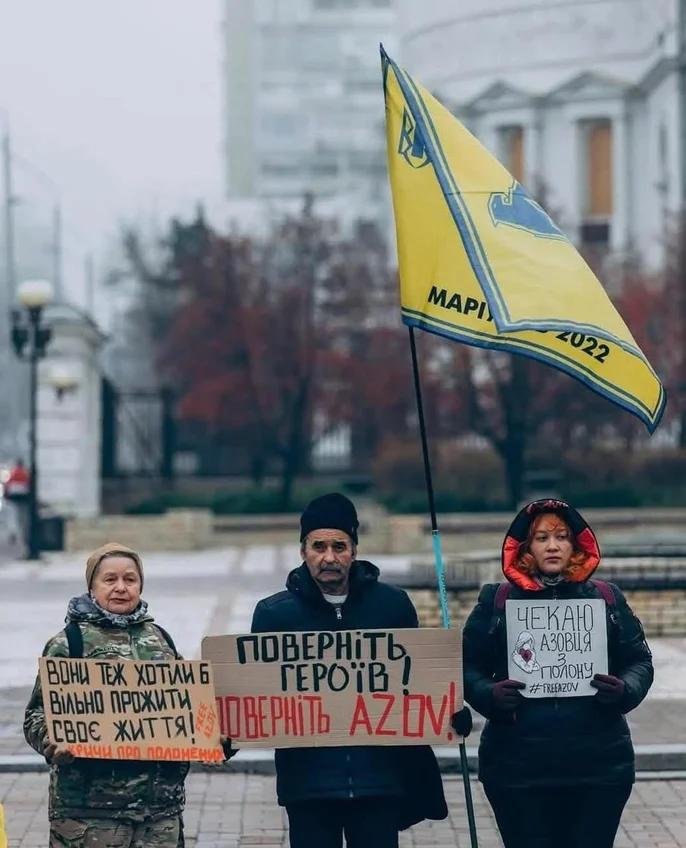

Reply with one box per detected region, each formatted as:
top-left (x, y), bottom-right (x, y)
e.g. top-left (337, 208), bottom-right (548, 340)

top-left (251, 560), bottom-right (448, 829)
top-left (462, 500), bottom-right (654, 788)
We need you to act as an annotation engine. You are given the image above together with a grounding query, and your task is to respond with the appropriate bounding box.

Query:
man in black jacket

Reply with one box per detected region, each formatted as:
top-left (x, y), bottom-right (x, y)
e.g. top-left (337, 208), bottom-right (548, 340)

top-left (251, 492), bottom-right (472, 848)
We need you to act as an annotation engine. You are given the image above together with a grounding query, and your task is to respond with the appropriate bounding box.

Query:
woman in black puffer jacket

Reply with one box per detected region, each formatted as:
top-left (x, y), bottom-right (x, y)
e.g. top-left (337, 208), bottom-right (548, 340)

top-left (463, 499), bottom-right (653, 848)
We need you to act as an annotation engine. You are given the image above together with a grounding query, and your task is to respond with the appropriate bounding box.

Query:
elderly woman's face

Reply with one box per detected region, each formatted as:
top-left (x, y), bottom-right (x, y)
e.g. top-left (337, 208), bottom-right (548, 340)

top-left (91, 556), bottom-right (141, 614)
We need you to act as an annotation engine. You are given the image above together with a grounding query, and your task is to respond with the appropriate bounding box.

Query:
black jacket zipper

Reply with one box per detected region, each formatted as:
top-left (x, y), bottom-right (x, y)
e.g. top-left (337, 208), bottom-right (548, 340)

top-left (333, 602), bottom-right (352, 795)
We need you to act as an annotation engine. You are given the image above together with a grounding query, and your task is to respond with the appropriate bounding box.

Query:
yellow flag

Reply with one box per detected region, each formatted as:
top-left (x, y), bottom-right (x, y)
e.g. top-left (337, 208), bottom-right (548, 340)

top-left (0, 803), bottom-right (7, 848)
top-left (381, 47), bottom-right (665, 432)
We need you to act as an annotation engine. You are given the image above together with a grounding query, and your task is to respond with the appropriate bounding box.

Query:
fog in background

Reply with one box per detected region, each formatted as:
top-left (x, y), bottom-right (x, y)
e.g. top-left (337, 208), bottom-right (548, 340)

top-left (0, 0), bottom-right (223, 317)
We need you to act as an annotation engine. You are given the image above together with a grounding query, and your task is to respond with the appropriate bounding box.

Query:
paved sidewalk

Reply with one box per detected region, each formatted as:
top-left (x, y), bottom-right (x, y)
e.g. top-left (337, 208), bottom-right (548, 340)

top-left (2, 772), bottom-right (685, 847)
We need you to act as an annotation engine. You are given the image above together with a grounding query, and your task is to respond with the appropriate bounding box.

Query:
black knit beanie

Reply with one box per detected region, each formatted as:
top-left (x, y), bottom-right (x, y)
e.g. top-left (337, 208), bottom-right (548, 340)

top-left (300, 493), bottom-right (359, 544)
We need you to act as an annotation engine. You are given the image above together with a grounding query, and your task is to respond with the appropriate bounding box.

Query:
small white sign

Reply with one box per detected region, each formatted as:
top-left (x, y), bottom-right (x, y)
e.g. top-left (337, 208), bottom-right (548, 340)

top-left (505, 599), bottom-right (608, 698)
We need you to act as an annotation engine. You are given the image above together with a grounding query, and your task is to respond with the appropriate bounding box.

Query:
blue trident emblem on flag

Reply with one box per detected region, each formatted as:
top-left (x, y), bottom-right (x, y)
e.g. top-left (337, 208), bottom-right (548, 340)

top-left (398, 108), bottom-right (429, 169)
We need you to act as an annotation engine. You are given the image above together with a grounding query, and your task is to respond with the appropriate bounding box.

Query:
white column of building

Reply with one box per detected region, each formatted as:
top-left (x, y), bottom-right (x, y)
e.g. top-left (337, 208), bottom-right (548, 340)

top-left (524, 107), bottom-right (541, 193)
top-left (611, 102), bottom-right (632, 256)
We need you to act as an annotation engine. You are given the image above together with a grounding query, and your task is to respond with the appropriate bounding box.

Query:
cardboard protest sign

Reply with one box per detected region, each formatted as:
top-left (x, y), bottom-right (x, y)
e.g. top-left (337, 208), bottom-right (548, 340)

top-left (202, 627), bottom-right (462, 748)
top-left (39, 657), bottom-right (224, 762)
top-left (505, 599), bottom-right (608, 697)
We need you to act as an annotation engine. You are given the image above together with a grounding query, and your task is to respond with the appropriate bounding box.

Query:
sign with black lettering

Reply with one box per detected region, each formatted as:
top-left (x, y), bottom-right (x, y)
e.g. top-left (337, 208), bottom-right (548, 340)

top-left (202, 628), bottom-right (462, 748)
top-left (505, 599), bottom-right (608, 697)
top-left (39, 658), bottom-right (224, 762)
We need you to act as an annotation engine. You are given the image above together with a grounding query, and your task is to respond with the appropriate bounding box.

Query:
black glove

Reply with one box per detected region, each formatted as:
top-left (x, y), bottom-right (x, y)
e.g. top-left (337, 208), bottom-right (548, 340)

top-left (450, 706), bottom-right (473, 738)
top-left (590, 674), bottom-right (625, 705)
top-left (220, 736), bottom-right (239, 761)
top-left (492, 679), bottom-right (526, 711)
top-left (43, 741), bottom-right (75, 766)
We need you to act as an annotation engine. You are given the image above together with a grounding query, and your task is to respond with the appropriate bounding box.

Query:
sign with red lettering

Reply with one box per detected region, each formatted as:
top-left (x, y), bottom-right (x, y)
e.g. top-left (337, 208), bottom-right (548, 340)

top-left (39, 657), bottom-right (224, 762)
top-left (201, 628), bottom-right (462, 748)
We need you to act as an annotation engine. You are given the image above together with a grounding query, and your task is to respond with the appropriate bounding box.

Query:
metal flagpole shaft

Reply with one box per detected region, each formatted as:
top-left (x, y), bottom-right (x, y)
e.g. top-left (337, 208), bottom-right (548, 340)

top-left (407, 326), bottom-right (479, 848)
top-left (27, 311), bottom-right (40, 560)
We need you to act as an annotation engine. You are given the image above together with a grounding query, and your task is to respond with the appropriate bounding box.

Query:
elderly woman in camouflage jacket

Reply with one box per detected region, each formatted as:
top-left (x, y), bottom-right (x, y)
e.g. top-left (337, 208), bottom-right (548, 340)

top-left (24, 543), bottom-right (197, 848)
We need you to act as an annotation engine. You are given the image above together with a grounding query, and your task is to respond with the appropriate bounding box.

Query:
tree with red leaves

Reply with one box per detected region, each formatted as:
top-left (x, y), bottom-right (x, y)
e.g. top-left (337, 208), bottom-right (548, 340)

top-left (147, 197), bottom-right (420, 507)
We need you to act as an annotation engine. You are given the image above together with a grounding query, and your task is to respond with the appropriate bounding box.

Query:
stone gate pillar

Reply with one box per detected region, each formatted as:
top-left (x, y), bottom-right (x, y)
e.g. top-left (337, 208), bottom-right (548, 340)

top-left (36, 304), bottom-right (106, 518)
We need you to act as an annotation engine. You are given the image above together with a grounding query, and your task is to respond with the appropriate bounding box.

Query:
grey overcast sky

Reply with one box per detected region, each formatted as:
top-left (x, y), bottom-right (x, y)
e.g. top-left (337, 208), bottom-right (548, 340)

top-left (0, 0), bottom-right (223, 301)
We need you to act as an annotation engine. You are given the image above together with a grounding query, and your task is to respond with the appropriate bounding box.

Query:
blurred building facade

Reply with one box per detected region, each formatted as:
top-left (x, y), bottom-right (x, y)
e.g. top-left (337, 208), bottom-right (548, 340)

top-left (222, 0), bottom-right (396, 218)
top-left (396, 0), bottom-right (678, 269)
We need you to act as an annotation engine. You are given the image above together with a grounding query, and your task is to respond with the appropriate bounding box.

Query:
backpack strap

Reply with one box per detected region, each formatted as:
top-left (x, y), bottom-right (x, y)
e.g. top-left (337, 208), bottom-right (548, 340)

top-left (155, 625), bottom-right (180, 659)
top-left (590, 579), bottom-right (620, 627)
top-left (64, 622), bottom-right (84, 659)
top-left (590, 578), bottom-right (615, 608)
top-left (488, 583), bottom-right (512, 635)
top-left (494, 582), bottom-right (512, 613)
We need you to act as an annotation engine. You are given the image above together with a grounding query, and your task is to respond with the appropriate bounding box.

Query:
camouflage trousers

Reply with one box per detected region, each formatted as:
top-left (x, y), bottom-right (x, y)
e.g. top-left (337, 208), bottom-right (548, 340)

top-left (49, 815), bottom-right (182, 848)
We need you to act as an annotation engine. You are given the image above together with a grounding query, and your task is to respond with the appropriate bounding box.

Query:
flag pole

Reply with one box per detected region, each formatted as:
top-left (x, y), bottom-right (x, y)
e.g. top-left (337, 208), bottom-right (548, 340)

top-left (408, 326), bottom-right (479, 848)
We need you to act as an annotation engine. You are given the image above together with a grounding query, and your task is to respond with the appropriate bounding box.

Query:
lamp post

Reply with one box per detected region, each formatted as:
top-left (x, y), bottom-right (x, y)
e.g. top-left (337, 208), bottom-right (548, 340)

top-left (10, 279), bottom-right (54, 560)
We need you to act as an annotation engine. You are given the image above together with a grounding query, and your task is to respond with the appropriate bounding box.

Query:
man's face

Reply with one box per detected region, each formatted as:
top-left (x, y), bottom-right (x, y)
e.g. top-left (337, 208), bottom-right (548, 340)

top-left (302, 529), bottom-right (356, 594)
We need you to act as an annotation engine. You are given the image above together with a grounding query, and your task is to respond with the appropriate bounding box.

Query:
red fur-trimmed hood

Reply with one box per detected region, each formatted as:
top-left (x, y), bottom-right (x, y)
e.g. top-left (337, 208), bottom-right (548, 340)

top-left (502, 499), bottom-right (600, 591)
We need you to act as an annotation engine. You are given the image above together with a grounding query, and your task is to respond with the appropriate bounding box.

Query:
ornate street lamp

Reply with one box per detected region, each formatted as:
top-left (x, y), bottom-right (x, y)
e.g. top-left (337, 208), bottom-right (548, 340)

top-left (10, 279), bottom-right (54, 559)
top-left (49, 362), bottom-right (79, 401)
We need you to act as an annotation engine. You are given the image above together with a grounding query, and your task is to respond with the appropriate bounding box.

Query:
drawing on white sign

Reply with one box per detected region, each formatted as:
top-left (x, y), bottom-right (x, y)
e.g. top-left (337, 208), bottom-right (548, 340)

top-left (505, 599), bottom-right (608, 698)
top-left (511, 631), bottom-right (541, 674)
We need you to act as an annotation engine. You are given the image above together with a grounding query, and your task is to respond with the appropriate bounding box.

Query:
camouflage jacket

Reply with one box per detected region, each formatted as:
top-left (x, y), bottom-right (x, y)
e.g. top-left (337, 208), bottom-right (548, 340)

top-left (24, 594), bottom-right (190, 822)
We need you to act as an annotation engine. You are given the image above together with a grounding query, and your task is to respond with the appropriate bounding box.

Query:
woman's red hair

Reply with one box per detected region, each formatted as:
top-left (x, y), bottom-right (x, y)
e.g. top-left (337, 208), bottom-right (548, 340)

top-left (515, 513), bottom-right (590, 581)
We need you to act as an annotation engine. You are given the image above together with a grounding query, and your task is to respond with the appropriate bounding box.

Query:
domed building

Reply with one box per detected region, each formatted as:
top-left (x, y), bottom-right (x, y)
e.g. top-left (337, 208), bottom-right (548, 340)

top-left (397, 0), bottom-right (678, 269)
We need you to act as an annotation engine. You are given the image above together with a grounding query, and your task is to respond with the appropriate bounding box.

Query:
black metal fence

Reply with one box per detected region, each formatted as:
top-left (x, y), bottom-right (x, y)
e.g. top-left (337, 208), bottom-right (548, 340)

top-left (100, 378), bottom-right (362, 480)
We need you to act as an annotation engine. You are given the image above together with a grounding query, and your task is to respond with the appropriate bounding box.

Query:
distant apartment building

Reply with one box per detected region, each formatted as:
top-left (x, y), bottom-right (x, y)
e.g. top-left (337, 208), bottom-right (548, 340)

top-left (222, 0), bottom-right (396, 216)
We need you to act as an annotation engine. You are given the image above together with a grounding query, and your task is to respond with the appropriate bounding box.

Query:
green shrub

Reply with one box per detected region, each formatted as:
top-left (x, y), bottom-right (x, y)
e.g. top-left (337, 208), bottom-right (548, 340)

top-left (561, 449), bottom-right (635, 489)
top-left (436, 442), bottom-right (506, 504)
top-left (371, 440), bottom-right (434, 493)
top-left (378, 489), bottom-right (508, 514)
top-left (125, 491), bottom-right (214, 515)
top-left (211, 489), bottom-right (286, 514)
top-left (211, 483), bottom-right (345, 514)
top-left (561, 485), bottom-right (642, 509)
top-left (372, 438), bottom-right (507, 512)
top-left (637, 450), bottom-right (686, 489)
top-left (125, 482), bottom-right (346, 516)
top-left (123, 448), bottom-right (686, 515)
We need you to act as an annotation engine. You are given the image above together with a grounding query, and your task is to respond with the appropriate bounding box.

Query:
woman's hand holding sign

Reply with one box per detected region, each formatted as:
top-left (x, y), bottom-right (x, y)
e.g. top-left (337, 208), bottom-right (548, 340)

top-left (590, 674), bottom-right (625, 705)
top-left (492, 680), bottom-right (526, 711)
top-left (43, 741), bottom-right (75, 766)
